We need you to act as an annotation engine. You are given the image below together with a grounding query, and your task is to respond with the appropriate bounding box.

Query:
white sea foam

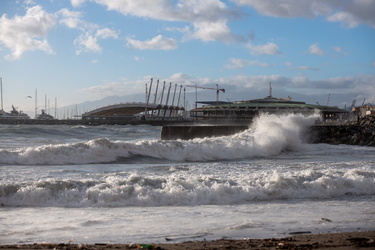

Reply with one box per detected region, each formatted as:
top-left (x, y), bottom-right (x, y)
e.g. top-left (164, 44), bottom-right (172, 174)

top-left (1, 117), bottom-right (374, 245)
top-left (1, 164), bottom-right (374, 207)
top-left (0, 113), bottom-right (319, 165)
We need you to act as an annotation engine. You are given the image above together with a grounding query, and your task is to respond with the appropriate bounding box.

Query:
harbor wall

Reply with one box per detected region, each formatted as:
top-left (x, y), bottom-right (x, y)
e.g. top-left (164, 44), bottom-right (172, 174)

top-left (2, 115), bottom-right (374, 147)
top-left (161, 115), bottom-right (375, 146)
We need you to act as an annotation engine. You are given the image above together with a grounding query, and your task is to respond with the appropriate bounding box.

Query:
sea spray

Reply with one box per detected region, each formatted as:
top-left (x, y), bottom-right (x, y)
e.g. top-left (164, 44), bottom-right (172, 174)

top-left (1, 116), bottom-right (375, 245)
top-left (0, 113), bottom-right (320, 165)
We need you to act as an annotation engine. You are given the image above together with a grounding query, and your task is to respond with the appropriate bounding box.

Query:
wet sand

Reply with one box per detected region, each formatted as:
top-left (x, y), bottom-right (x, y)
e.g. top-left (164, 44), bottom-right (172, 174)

top-left (0, 231), bottom-right (374, 249)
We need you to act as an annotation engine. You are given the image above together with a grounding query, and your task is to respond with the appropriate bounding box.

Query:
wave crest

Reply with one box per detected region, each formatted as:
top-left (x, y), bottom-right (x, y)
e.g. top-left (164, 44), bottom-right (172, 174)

top-left (0, 113), bottom-right (319, 165)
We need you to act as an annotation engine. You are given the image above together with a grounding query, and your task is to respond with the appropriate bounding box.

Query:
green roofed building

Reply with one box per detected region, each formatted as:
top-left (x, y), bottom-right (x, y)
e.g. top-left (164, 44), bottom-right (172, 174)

top-left (190, 91), bottom-right (348, 124)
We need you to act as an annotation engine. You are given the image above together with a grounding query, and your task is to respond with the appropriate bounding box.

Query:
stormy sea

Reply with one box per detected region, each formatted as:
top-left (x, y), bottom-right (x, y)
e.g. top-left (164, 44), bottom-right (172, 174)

top-left (1, 113), bottom-right (374, 244)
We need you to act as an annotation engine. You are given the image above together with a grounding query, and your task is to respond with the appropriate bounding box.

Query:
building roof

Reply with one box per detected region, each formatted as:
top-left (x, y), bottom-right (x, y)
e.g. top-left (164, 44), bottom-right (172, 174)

top-left (194, 96), bottom-right (348, 114)
top-left (82, 102), bottom-right (184, 117)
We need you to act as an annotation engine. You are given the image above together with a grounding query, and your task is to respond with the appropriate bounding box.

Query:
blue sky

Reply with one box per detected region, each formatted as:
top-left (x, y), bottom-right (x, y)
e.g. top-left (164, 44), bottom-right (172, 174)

top-left (1, 0), bottom-right (374, 117)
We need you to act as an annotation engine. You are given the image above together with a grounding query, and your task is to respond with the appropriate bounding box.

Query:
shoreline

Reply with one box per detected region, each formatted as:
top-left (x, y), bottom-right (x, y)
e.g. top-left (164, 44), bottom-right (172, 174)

top-left (1, 231), bottom-right (374, 249)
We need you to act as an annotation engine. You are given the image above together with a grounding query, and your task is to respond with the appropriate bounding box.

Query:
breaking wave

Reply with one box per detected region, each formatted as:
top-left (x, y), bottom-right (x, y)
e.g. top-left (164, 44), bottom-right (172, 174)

top-left (0, 113), bottom-right (319, 165)
top-left (1, 166), bottom-right (374, 207)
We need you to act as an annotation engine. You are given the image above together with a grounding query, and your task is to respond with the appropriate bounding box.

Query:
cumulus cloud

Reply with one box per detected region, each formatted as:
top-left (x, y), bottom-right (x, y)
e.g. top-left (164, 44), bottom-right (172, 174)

top-left (246, 42), bottom-right (281, 55)
top-left (127, 35), bottom-right (177, 50)
top-left (86, 0), bottom-right (243, 43)
top-left (58, 8), bottom-right (83, 29)
top-left (190, 20), bottom-right (235, 43)
top-left (57, 8), bottom-right (119, 54)
top-left (0, 4), bottom-right (120, 59)
top-left (96, 28), bottom-right (119, 39)
top-left (225, 57), bottom-right (270, 69)
top-left (232, 0), bottom-right (375, 28)
top-left (327, 11), bottom-right (361, 28)
top-left (0, 5), bottom-right (55, 60)
top-left (71, 0), bottom-right (87, 8)
top-left (289, 75), bottom-right (375, 103)
top-left (308, 43), bottom-right (324, 56)
top-left (74, 33), bottom-right (101, 55)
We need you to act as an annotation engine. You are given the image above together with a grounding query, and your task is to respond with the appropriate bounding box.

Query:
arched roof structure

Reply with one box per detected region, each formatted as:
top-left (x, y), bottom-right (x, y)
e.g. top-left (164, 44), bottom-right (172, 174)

top-left (82, 102), bottom-right (184, 117)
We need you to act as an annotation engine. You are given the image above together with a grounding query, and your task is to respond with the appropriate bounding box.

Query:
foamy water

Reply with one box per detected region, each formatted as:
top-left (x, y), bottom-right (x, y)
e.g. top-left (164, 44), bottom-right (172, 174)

top-left (1, 113), bottom-right (374, 244)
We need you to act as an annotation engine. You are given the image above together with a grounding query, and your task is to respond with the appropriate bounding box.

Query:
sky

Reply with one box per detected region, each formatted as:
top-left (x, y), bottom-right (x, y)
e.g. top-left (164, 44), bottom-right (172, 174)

top-left (0, 0), bottom-right (375, 117)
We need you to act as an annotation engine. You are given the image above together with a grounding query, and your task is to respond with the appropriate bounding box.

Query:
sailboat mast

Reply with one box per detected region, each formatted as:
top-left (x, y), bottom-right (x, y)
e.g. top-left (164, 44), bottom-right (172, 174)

top-left (35, 89), bottom-right (38, 118)
top-left (0, 77), bottom-right (3, 111)
top-left (55, 97), bottom-right (57, 119)
top-left (269, 82), bottom-right (272, 97)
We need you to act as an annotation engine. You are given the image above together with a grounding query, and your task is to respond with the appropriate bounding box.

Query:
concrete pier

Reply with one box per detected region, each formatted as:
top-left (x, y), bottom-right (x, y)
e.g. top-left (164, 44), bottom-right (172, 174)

top-left (161, 123), bottom-right (375, 146)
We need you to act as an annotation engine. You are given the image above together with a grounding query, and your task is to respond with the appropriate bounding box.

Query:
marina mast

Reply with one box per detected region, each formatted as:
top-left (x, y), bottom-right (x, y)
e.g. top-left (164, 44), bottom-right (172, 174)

top-left (0, 77), bottom-right (3, 111)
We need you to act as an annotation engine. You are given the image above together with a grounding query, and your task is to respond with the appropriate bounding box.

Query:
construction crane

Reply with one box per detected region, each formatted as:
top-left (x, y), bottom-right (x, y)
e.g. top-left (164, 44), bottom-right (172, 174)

top-left (186, 84), bottom-right (225, 108)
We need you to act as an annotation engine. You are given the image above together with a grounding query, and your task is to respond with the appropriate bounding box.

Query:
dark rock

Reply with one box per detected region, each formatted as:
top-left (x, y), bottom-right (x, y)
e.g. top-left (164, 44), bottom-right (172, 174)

top-left (310, 115), bottom-right (375, 147)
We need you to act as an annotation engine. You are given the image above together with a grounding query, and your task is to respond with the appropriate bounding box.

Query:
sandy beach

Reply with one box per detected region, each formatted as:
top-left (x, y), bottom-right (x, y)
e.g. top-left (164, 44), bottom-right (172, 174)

top-left (0, 231), bottom-right (374, 249)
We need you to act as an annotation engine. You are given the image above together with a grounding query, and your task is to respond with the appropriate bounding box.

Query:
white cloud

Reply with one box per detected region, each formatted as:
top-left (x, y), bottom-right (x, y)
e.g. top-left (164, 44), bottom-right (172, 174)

top-left (308, 43), bottom-right (324, 56)
top-left (232, 0), bottom-right (375, 28)
top-left (288, 75), bottom-right (375, 104)
top-left (58, 9), bottom-right (99, 32)
top-left (58, 9), bottom-right (118, 54)
top-left (285, 61), bottom-right (319, 71)
top-left (327, 11), bottom-right (360, 28)
top-left (127, 35), bottom-right (177, 50)
top-left (246, 42), bottom-right (281, 55)
top-left (74, 33), bottom-right (101, 54)
top-left (0, 5), bottom-right (55, 60)
top-left (89, 0), bottom-right (242, 43)
top-left (96, 28), bottom-right (119, 39)
top-left (71, 0), bottom-right (87, 8)
top-left (24, 0), bottom-right (36, 5)
top-left (333, 46), bottom-right (348, 55)
top-left (225, 57), bottom-right (270, 69)
top-left (190, 19), bottom-right (243, 43)
top-left (372, 61), bottom-right (375, 67)
top-left (292, 66), bottom-right (319, 71)
top-left (58, 8), bottom-right (83, 29)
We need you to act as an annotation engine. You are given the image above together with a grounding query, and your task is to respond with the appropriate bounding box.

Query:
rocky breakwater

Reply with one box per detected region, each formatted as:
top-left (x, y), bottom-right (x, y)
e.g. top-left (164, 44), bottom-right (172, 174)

top-left (310, 115), bottom-right (375, 146)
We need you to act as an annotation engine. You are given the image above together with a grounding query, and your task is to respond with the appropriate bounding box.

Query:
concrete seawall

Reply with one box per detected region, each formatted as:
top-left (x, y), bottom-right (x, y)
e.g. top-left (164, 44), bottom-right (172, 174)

top-left (161, 124), bottom-right (375, 146)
